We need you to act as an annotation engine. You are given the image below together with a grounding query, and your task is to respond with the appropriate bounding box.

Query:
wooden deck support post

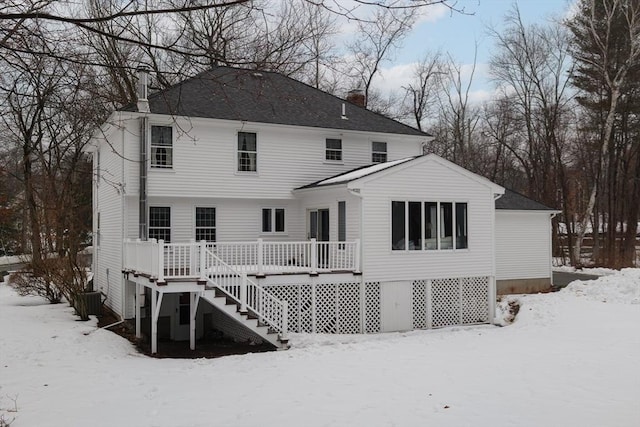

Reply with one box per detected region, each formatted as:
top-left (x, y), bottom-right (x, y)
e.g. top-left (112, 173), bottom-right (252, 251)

top-left (151, 290), bottom-right (163, 354)
top-left (488, 276), bottom-right (496, 322)
top-left (281, 301), bottom-right (289, 341)
top-left (135, 283), bottom-right (141, 339)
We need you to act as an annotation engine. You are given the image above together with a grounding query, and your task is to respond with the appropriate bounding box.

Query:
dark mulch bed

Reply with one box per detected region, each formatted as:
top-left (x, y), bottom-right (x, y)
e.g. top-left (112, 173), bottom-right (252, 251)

top-left (97, 307), bottom-right (274, 359)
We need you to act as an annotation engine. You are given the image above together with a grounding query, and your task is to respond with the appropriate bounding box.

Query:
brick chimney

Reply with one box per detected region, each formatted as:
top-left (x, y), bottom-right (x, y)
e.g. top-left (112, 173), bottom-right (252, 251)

top-left (346, 89), bottom-right (366, 108)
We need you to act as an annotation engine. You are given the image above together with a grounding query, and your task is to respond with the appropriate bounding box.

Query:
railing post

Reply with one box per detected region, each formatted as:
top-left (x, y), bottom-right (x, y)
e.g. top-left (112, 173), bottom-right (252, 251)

top-left (189, 239), bottom-right (195, 276)
top-left (257, 238), bottom-right (264, 276)
top-left (354, 239), bottom-right (361, 273)
top-left (157, 239), bottom-right (165, 282)
top-left (240, 273), bottom-right (248, 314)
top-left (199, 240), bottom-right (207, 281)
top-left (310, 238), bottom-right (317, 275)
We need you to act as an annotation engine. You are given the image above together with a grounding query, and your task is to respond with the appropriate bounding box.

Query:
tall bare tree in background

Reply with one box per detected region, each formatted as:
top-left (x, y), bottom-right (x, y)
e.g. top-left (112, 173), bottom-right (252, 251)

top-left (567, 0), bottom-right (640, 267)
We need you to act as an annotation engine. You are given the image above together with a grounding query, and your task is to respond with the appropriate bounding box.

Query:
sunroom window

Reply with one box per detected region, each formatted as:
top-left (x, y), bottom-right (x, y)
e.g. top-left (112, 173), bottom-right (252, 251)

top-left (391, 201), bottom-right (468, 251)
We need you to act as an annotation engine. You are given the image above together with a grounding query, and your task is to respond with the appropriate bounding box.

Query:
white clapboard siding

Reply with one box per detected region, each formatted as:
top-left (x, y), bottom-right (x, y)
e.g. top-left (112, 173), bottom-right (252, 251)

top-left (138, 197), bottom-right (306, 243)
top-left (120, 114), bottom-right (424, 199)
top-left (295, 187), bottom-right (362, 241)
top-left (93, 117), bottom-right (126, 316)
top-left (496, 211), bottom-right (552, 280)
top-left (358, 157), bottom-right (496, 282)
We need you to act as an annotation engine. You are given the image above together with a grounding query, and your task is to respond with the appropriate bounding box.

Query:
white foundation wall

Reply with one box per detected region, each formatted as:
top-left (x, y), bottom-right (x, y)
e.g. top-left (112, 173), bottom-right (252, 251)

top-left (120, 114), bottom-right (424, 199)
top-left (359, 158), bottom-right (496, 283)
top-left (495, 211), bottom-right (552, 280)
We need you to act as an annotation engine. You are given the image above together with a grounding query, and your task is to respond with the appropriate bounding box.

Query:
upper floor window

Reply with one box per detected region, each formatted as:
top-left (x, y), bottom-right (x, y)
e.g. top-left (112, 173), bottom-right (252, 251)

top-left (391, 201), bottom-right (467, 251)
top-left (326, 138), bottom-right (342, 161)
top-left (195, 207), bottom-right (216, 242)
top-left (262, 208), bottom-right (285, 233)
top-left (149, 206), bottom-right (171, 242)
top-left (372, 141), bottom-right (387, 163)
top-left (238, 132), bottom-right (257, 172)
top-left (151, 125), bottom-right (173, 168)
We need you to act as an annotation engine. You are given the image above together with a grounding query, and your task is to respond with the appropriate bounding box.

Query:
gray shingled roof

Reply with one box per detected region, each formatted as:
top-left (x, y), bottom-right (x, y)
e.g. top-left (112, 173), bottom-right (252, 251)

top-left (122, 67), bottom-right (427, 136)
top-left (496, 189), bottom-right (556, 210)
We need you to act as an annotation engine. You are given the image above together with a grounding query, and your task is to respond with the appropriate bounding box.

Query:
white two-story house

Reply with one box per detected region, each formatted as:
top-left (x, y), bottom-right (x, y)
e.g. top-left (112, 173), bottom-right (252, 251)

top-left (87, 67), bottom-right (556, 353)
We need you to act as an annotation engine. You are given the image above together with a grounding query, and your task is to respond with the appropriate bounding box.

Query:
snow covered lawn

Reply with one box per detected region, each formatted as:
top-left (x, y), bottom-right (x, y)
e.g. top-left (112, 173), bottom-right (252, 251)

top-left (1, 270), bottom-right (639, 427)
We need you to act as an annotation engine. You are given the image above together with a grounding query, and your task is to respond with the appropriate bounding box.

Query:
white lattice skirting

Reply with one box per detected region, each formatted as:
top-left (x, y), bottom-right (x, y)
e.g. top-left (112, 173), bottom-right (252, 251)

top-left (262, 276), bottom-right (491, 334)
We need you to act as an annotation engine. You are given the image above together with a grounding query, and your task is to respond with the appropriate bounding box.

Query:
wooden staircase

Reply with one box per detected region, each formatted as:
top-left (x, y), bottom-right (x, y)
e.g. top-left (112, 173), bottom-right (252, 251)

top-left (201, 287), bottom-right (290, 350)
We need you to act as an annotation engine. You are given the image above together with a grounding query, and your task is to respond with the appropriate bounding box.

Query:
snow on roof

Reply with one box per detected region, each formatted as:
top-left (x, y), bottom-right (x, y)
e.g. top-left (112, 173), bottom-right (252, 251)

top-left (308, 157), bottom-right (417, 188)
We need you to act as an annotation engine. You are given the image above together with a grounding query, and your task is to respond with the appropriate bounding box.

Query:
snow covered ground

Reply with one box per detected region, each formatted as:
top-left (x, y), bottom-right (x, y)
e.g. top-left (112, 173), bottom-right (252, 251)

top-left (1, 270), bottom-right (639, 427)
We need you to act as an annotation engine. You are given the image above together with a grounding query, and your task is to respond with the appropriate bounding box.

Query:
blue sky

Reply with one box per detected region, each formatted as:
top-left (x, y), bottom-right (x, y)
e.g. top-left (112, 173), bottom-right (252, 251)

top-left (373, 0), bottom-right (576, 102)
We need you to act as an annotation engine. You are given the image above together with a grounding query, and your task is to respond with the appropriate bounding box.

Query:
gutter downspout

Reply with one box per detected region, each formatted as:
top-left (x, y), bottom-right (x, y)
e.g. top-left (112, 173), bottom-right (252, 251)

top-left (549, 212), bottom-right (558, 284)
top-left (348, 187), bottom-right (365, 333)
top-left (491, 192), bottom-right (503, 322)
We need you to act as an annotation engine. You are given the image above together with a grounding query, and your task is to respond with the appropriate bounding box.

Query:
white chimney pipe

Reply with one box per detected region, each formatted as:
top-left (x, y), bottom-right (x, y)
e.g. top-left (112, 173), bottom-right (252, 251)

top-left (137, 66), bottom-right (150, 113)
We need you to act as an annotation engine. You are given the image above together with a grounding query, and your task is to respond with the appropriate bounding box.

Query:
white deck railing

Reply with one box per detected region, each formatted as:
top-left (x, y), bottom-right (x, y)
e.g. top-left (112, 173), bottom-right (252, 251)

top-left (123, 238), bottom-right (361, 281)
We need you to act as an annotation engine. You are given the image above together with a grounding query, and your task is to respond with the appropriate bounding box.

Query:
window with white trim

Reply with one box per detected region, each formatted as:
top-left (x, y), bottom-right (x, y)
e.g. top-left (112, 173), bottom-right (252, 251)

top-left (238, 131), bottom-right (257, 172)
top-left (151, 126), bottom-right (173, 168)
top-left (372, 141), bottom-right (387, 163)
top-left (262, 208), bottom-right (285, 233)
top-left (195, 207), bottom-right (216, 242)
top-left (391, 201), bottom-right (467, 251)
top-left (149, 206), bottom-right (171, 242)
top-left (325, 138), bottom-right (342, 161)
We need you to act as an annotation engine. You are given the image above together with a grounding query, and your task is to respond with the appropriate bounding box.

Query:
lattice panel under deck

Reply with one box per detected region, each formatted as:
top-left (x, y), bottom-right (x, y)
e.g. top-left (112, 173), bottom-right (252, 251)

top-left (315, 284), bottom-right (338, 333)
top-left (337, 283), bottom-right (361, 334)
top-left (431, 278), bottom-right (461, 327)
top-left (411, 280), bottom-right (428, 329)
top-left (461, 277), bottom-right (489, 324)
top-left (262, 284), bottom-right (312, 333)
top-left (364, 282), bottom-right (381, 333)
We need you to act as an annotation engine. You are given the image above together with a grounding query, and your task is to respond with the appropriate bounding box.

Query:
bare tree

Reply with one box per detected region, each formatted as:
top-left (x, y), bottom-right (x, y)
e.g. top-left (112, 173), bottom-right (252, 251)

top-left (402, 51), bottom-right (444, 131)
top-left (345, 7), bottom-right (416, 109)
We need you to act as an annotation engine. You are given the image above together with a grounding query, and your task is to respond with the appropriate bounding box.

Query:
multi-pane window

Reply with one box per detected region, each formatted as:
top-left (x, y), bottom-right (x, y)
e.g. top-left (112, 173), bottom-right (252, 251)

top-left (149, 207), bottom-right (171, 242)
top-left (262, 208), bottom-right (285, 233)
top-left (391, 201), bottom-right (468, 251)
top-left (372, 141), bottom-right (387, 163)
top-left (151, 126), bottom-right (173, 168)
top-left (195, 207), bottom-right (216, 242)
top-left (326, 138), bottom-right (342, 161)
top-left (238, 132), bottom-right (257, 172)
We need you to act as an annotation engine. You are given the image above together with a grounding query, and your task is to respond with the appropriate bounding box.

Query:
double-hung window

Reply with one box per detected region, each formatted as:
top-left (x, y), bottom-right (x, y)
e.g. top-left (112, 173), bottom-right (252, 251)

top-left (149, 207), bottom-right (171, 242)
top-left (326, 138), bottom-right (342, 161)
top-left (262, 208), bottom-right (285, 233)
top-left (372, 141), bottom-right (387, 163)
top-left (195, 207), bottom-right (216, 242)
top-left (391, 201), bottom-right (467, 251)
top-left (151, 126), bottom-right (173, 168)
top-left (238, 132), bottom-right (257, 172)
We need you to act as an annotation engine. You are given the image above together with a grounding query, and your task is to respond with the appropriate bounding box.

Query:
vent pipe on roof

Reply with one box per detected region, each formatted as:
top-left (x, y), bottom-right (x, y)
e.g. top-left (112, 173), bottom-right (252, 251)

top-left (341, 102), bottom-right (348, 120)
top-left (137, 66), bottom-right (150, 113)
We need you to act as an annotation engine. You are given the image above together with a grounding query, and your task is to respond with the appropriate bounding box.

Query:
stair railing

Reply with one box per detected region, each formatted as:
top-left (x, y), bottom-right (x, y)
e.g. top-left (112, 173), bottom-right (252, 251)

top-left (202, 246), bottom-right (288, 337)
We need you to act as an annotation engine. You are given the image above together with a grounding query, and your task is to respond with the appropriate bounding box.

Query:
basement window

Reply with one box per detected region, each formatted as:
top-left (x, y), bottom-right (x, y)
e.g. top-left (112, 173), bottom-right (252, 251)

top-left (150, 125), bottom-right (173, 168)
